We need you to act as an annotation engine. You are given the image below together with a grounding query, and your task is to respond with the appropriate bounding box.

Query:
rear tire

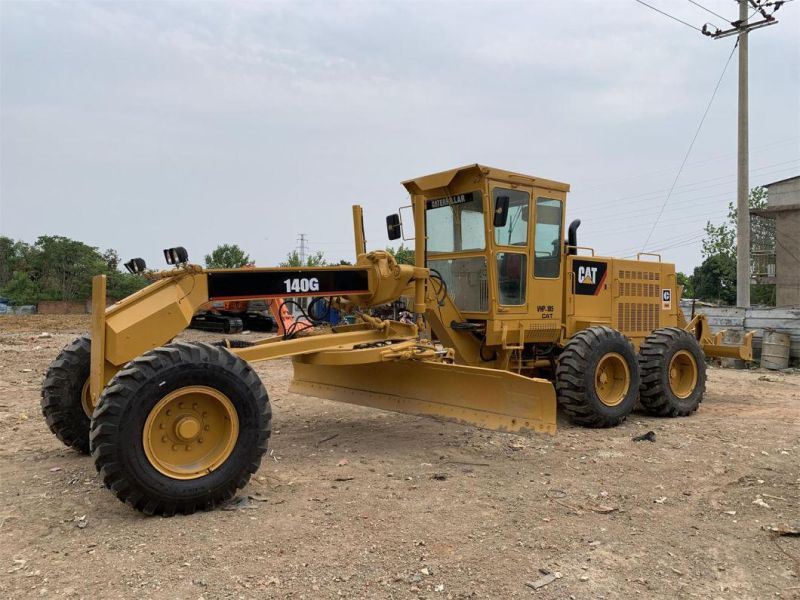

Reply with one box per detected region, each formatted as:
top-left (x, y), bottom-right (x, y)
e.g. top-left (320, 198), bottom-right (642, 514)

top-left (556, 327), bottom-right (639, 428)
top-left (41, 336), bottom-right (93, 454)
top-left (639, 327), bottom-right (706, 417)
top-left (90, 342), bottom-right (270, 516)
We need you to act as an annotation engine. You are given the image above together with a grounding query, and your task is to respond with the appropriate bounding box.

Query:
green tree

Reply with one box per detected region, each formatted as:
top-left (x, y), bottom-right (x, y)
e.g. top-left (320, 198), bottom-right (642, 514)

top-left (29, 235), bottom-right (107, 301)
top-left (692, 254), bottom-right (736, 305)
top-left (106, 271), bottom-right (148, 299)
top-left (204, 244), bottom-right (252, 269)
top-left (0, 236), bottom-right (33, 288)
top-left (386, 243), bottom-right (415, 265)
top-left (279, 250), bottom-right (327, 267)
top-left (0, 271), bottom-right (37, 305)
top-left (676, 272), bottom-right (694, 299)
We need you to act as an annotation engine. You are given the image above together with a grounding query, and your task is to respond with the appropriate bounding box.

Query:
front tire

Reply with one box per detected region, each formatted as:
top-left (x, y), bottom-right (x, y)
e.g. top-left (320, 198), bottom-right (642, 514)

top-left (556, 327), bottom-right (639, 428)
top-left (639, 328), bottom-right (706, 417)
top-left (90, 342), bottom-right (270, 516)
top-left (41, 336), bottom-right (94, 454)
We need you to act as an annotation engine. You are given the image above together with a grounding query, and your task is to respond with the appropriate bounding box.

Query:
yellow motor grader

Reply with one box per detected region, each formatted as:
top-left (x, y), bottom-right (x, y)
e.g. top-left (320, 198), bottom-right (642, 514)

top-left (41, 164), bottom-right (752, 516)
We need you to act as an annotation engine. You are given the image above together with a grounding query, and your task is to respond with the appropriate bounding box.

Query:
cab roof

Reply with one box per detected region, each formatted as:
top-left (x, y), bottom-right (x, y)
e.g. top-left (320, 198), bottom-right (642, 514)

top-left (401, 164), bottom-right (570, 195)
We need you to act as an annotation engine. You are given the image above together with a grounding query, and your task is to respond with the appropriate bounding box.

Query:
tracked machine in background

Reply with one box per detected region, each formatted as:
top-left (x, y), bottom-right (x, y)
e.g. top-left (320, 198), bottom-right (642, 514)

top-left (189, 299), bottom-right (276, 334)
top-left (41, 164), bottom-right (753, 516)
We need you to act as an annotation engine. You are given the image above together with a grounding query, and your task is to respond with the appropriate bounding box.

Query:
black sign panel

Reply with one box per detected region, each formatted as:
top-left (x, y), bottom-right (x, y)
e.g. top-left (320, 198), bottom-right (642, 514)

top-left (426, 191), bottom-right (474, 210)
top-left (572, 260), bottom-right (608, 296)
top-left (207, 269), bottom-right (370, 300)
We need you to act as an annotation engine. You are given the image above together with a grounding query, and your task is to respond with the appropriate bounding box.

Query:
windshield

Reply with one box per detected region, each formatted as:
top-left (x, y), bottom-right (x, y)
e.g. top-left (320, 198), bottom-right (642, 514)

top-left (425, 191), bottom-right (485, 254)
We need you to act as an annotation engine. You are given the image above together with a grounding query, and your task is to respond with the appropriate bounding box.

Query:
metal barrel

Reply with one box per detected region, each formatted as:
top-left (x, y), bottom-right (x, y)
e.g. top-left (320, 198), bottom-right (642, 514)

top-left (760, 329), bottom-right (791, 371)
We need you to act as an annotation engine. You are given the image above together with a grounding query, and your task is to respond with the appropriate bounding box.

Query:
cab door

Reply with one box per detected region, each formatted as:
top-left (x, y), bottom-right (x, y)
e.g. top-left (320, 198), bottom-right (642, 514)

top-left (489, 182), bottom-right (532, 316)
top-left (529, 192), bottom-right (565, 334)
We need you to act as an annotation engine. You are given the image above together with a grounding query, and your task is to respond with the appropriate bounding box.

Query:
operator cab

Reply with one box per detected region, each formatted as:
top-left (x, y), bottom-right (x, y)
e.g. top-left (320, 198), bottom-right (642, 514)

top-left (387, 164), bottom-right (570, 345)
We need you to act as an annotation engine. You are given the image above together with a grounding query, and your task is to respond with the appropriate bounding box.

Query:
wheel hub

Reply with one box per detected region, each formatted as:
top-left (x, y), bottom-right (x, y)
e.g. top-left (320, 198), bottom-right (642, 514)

top-left (594, 352), bottom-right (630, 407)
top-left (175, 416), bottom-right (202, 441)
top-left (81, 379), bottom-right (95, 418)
top-left (143, 386), bottom-right (239, 480)
top-left (668, 350), bottom-right (698, 399)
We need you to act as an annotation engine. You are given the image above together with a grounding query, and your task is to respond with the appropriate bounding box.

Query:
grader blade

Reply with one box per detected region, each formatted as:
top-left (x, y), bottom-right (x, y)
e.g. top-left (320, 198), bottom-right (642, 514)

top-left (290, 359), bottom-right (557, 434)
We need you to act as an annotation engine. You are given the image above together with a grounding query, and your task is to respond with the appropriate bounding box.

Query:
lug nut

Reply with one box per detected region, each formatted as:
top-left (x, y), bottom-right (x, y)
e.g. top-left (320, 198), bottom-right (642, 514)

top-left (162, 435), bottom-right (168, 443)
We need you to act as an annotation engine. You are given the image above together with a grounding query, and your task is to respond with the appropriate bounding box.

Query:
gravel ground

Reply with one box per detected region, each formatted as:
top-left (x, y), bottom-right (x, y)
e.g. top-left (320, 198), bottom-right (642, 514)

top-left (0, 315), bottom-right (798, 600)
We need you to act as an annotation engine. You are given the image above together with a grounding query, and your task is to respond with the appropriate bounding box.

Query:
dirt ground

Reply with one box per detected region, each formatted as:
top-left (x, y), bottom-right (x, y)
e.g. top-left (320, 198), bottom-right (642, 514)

top-left (0, 315), bottom-right (798, 600)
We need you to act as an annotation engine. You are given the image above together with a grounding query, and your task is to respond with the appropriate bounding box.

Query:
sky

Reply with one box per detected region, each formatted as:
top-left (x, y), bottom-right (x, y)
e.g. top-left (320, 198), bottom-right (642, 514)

top-left (1, 0), bottom-right (798, 274)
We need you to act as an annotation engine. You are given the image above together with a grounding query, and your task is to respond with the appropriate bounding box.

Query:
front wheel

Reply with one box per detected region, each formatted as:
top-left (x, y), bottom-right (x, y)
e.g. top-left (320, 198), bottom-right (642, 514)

top-left (556, 326), bottom-right (639, 428)
top-left (90, 342), bottom-right (271, 516)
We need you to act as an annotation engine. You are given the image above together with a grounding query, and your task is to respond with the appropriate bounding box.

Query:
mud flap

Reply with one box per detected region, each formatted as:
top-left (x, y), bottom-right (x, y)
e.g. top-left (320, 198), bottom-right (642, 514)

top-left (290, 359), bottom-right (557, 434)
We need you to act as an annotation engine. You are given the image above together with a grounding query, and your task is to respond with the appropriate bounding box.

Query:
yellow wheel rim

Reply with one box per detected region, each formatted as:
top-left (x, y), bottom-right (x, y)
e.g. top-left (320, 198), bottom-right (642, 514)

top-left (594, 352), bottom-right (630, 407)
top-left (81, 379), bottom-right (95, 418)
top-left (143, 386), bottom-right (239, 480)
top-left (668, 350), bottom-right (698, 399)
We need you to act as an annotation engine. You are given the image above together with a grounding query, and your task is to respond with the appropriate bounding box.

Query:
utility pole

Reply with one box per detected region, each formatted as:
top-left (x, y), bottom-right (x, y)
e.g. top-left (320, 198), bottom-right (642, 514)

top-left (736, 0), bottom-right (750, 308)
top-left (702, 0), bottom-right (783, 308)
top-left (298, 233), bottom-right (307, 266)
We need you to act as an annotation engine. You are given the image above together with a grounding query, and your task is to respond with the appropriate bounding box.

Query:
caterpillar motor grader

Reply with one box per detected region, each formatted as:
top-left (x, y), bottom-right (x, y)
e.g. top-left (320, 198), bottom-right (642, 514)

top-left (41, 164), bottom-right (753, 516)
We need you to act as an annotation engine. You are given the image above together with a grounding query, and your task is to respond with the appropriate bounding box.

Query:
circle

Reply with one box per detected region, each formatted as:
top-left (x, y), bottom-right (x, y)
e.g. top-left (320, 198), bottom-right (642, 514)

top-left (594, 352), bottom-right (631, 407)
top-left (143, 386), bottom-right (239, 480)
top-left (668, 350), bottom-right (698, 399)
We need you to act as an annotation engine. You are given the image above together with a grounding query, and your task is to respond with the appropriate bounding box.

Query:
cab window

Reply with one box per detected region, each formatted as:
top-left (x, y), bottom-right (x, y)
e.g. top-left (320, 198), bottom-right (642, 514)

top-left (426, 191), bottom-right (485, 254)
top-left (534, 198), bottom-right (562, 278)
top-left (496, 252), bottom-right (527, 305)
top-left (493, 188), bottom-right (529, 246)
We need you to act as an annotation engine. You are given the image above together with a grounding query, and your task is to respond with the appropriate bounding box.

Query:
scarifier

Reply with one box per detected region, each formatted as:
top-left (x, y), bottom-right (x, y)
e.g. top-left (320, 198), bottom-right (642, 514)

top-left (41, 164), bottom-right (753, 515)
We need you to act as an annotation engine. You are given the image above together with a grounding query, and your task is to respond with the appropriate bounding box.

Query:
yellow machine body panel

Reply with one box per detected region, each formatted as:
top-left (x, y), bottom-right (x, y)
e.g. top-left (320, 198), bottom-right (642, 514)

top-left (565, 255), bottom-right (680, 347)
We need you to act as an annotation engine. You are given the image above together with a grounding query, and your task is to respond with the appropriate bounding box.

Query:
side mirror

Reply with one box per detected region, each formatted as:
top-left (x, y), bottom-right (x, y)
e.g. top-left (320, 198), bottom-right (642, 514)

top-left (493, 196), bottom-right (509, 227)
top-left (386, 214), bottom-right (402, 240)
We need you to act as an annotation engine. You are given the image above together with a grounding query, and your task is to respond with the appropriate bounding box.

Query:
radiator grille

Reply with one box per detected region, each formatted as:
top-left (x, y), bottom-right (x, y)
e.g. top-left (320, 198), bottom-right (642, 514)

top-left (617, 302), bottom-right (660, 333)
top-left (616, 269), bottom-right (661, 333)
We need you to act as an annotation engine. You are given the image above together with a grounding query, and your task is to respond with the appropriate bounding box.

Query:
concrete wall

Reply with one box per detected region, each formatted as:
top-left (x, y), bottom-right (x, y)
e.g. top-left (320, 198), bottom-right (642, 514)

top-left (37, 300), bottom-right (89, 315)
top-left (766, 177), bottom-right (800, 307)
top-left (775, 210), bottom-right (800, 307)
top-left (767, 176), bottom-right (800, 208)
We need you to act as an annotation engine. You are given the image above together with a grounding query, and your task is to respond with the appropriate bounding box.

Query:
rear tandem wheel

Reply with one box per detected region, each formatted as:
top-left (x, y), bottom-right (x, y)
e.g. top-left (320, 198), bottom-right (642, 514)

top-left (90, 341), bottom-right (271, 516)
top-left (638, 327), bottom-right (706, 417)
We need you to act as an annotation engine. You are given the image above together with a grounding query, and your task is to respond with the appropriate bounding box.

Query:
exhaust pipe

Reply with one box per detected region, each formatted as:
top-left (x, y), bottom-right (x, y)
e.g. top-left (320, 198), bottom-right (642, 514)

top-left (567, 219), bottom-right (581, 255)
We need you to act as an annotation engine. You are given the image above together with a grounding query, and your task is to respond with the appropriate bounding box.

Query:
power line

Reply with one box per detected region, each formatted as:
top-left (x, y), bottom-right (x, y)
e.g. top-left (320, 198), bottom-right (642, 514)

top-left (573, 136), bottom-right (800, 192)
top-left (639, 39), bottom-right (738, 250)
top-left (687, 0), bottom-right (733, 23)
top-left (634, 0), bottom-right (703, 31)
top-left (574, 158), bottom-right (800, 215)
